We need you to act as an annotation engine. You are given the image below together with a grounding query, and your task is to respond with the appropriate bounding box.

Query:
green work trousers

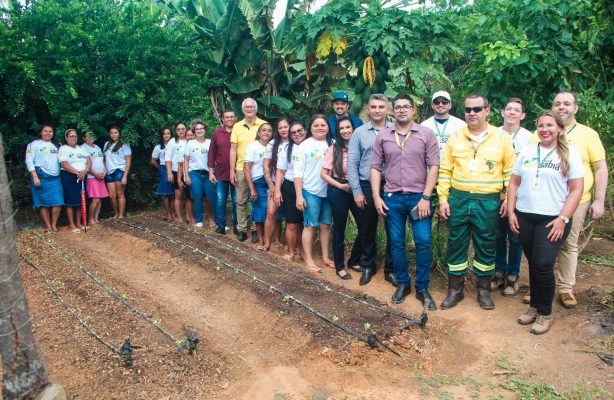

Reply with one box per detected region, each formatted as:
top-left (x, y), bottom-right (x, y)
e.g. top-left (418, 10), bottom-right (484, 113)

top-left (446, 188), bottom-right (501, 277)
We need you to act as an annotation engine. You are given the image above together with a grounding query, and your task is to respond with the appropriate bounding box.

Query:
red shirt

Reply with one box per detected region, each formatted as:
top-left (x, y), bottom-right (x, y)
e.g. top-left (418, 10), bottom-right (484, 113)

top-left (208, 127), bottom-right (232, 181)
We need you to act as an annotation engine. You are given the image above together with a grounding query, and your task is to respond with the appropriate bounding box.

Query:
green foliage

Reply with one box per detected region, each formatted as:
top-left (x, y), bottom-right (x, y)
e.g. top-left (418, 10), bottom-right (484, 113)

top-left (1, 0), bottom-right (215, 206)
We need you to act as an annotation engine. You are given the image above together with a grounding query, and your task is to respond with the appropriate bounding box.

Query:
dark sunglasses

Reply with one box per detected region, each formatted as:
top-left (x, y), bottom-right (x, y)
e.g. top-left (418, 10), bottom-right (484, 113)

top-left (464, 106), bottom-right (485, 113)
top-left (433, 99), bottom-right (450, 105)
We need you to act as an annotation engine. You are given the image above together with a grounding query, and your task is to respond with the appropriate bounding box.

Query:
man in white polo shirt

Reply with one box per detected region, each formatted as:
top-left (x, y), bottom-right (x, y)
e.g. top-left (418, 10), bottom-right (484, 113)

top-left (421, 90), bottom-right (467, 158)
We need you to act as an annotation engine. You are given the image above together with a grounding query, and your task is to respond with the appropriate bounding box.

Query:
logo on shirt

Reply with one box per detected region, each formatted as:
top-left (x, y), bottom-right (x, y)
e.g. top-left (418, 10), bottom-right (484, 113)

top-left (485, 161), bottom-right (494, 171)
top-left (310, 149), bottom-right (324, 160)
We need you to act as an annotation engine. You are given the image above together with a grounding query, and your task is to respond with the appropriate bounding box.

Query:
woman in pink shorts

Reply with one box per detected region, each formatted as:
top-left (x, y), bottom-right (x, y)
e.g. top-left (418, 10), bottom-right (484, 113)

top-left (81, 132), bottom-right (109, 224)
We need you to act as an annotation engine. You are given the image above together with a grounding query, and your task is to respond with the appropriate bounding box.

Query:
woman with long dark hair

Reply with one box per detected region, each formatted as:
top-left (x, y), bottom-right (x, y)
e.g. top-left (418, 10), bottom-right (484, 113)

top-left (25, 124), bottom-right (64, 232)
top-left (59, 129), bottom-right (91, 231)
top-left (103, 126), bottom-right (132, 219)
top-left (321, 116), bottom-right (363, 279)
top-left (165, 123), bottom-right (188, 223)
top-left (151, 127), bottom-right (174, 220)
top-left (507, 111), bottom-right (584, 335)
top-left (274, 121), bottom-right (308, 261)
top-left (262, 118), bottom-right (290, 250)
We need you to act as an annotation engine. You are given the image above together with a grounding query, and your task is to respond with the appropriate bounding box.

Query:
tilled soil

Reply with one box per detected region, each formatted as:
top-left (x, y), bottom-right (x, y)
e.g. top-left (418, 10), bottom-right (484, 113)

top-left (12, 211), bottom-right (614, 399)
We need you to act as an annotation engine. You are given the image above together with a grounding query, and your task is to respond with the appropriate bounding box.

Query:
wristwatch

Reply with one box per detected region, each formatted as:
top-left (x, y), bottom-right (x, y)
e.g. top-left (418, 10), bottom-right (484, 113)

top-left (421, 194), bottom-right (432, 201)
top-left (558, 215), bottom-right (570, 224)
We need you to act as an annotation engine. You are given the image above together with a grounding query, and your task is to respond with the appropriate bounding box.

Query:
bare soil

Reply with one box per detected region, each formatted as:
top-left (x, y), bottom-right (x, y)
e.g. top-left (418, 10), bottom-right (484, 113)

top-left (12, 211), bottom-right (614, 399)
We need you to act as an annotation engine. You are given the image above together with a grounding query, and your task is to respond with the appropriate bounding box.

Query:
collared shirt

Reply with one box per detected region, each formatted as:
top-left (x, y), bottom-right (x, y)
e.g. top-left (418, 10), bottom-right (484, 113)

top-left (347, 120), bottom-right (393, 196)
top-left (328, 114), bottom-right (364, 140)
top-left (437, 124), bottom-right (516, 203)
top-left (421, 115), bottom-right (467, 157)
top-left (230, 117), bottom-right (267, 171)
top-left (530, 119), bottom-right (606, 203)
top-left (208, 126), bottom-right (232, 181)
top-left (371, 122), bottom-right (440, 194)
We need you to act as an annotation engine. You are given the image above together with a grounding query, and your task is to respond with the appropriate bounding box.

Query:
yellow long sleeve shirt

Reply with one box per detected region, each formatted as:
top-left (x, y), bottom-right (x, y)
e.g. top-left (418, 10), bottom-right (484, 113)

top-left (437, 124), bottom-right (516, 203)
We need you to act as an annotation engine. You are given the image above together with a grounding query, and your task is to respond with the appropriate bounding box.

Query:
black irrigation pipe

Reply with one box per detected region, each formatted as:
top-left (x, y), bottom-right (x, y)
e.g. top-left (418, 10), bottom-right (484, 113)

top-left (30, 231), bottom-right (186, 347)
top-left (17, 251), bottom-right (122, 359)
top-left (111, 218), bottom-right (402, 357)
top-left (136, 214), bottom-right (423, 325)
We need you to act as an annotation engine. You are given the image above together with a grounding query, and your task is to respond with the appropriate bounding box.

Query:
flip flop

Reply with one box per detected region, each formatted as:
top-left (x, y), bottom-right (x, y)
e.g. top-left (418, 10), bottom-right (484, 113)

top-left (306, 265), bottom-right (322, 273)
top-left (321, 261), bottom-right (335, 269)
top-left (71, 228), bottom-right (81, 233)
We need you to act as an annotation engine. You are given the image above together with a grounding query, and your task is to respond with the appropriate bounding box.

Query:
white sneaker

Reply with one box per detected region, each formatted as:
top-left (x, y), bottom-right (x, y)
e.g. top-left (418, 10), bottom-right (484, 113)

top-left (224, 226), bottom-right (230, 232)
top-left (194, 222), bottom-right (203, 228)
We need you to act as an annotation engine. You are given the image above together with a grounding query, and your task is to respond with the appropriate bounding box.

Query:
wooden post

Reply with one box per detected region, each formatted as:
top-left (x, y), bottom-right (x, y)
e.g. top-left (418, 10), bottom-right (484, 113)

top-left (0, 133), bottom-right (48, 399)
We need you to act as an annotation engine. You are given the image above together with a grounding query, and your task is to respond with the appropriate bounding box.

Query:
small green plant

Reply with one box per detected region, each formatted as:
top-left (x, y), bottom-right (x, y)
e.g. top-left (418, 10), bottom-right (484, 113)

top-left (363, 322), bottom-right (371, 331)
top-left (276, 310), bottom-right (285, 318)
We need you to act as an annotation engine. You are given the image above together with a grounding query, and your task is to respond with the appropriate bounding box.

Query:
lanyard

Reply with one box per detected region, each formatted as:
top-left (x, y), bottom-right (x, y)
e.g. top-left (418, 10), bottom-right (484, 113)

top-left (565, 123), bottom-right (577, 136)
top-left (536, 143), bottom-right (556, 177)
top-left (434, 119), bottom-right (449, 139)
top-left (394, 129), bottom-right (413, 150)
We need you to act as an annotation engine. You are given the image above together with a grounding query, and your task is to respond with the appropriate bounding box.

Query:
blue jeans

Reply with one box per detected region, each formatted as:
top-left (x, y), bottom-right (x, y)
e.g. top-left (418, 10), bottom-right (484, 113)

top-left (495, 216), bottom-right (522, 276)
top-left (188, 170), bottom-right (216, 223)
top-left (215, 180), bottom-right (237, 230)
top-left (383, 192), bottom-right (432, 289)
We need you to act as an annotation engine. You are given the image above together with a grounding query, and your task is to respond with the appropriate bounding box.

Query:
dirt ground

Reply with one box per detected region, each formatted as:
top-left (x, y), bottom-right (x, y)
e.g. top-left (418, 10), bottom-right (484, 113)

top-left (11, 211), bottom-right (614, 399)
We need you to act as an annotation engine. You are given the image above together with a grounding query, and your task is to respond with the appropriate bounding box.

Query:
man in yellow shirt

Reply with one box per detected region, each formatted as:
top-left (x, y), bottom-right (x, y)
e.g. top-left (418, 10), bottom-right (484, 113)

top-left (229, 98), bottom-right (267, 242)
top-left (549, 91), bottom-right (608, 307)
top-left (438, 93), bottom-right (516, 310)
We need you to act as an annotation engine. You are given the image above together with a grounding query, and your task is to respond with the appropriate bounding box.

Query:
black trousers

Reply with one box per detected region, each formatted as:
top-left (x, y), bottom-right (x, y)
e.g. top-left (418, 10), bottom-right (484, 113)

top-left (359, 180), bottom-right (393, 273)
top-left (516, 210), bottom-right (571, 315)
top-left (329, 185), bottom-right (362, 272)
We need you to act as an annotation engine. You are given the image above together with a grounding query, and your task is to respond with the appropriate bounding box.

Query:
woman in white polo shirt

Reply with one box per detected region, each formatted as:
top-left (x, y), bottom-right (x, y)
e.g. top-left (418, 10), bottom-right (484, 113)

top-left (59, 129), bottom-right (91, 232)
top-left (507, 111), bottom-right (584, 335)
top-left (103, 126), bottom-right (132, 219)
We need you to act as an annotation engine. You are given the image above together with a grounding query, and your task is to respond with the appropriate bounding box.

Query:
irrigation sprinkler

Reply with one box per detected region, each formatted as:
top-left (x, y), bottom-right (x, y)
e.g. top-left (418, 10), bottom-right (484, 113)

top-left (175, 331), bottom-right (199, 356)
top-left (120, 338), bottom-right (142, 367)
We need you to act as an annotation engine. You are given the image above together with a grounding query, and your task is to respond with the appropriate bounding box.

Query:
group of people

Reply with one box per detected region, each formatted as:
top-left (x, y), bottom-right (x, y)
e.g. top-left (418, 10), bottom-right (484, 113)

top-left (26, 89), bottom-right (607, 335)
top-left (26, 126), bottom-right (131, 232)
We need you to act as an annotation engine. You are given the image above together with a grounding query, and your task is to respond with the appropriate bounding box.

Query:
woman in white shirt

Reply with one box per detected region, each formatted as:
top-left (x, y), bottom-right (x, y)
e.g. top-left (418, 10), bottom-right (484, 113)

top-left (244, 123), bottom-right (273, 249)
top-left (274, 121), bottom-right (308, 261)
top-left (103, 126), bottom-right (132, 219)
top-left (81, 131), bottom-right (108, 225)
top-left (25, 124), bottom-right (63, 232)
top-left (295, 115), bottom-right (334, 273)
top-left (262, 118), bottom-right (290, 251)
top-left (507, 111), bottom-right (584, 335)
top-left (59, 129), bottom-right (91, 232)
top-left (151, 128), bottom-right (174, 221)
top-left (183, 120), bottom-right (215, 228)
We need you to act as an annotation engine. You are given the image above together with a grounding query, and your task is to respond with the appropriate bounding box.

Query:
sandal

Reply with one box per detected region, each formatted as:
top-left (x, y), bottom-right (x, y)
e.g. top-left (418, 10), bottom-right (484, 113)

top-left (306, 265), bottom-right (322, 273)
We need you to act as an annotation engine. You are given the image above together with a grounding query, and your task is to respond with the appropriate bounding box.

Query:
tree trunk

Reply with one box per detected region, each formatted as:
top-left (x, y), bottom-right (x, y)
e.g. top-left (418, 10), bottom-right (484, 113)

top-left (0, 133), bottom-right (48, 399)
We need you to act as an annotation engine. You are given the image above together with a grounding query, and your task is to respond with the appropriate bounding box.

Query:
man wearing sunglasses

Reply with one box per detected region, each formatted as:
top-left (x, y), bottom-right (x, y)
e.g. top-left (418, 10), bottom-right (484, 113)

top-left (437, 93), bottom-right (516, 310)
top-left (421, 91), bottom-right (467, 158)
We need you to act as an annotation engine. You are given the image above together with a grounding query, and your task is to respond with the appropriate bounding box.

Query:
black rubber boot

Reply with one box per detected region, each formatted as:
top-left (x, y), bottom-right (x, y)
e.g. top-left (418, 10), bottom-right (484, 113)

top-left (476, 275), bottom-right (495, 310)
top-left (441, 274), bottom-right (464, 310)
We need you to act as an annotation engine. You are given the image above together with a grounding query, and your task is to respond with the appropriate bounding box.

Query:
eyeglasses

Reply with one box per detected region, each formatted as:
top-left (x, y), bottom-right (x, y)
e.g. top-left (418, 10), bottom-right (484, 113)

top-left (393, 105), bottom-right (413, 111)
top-left (243, 105), bottom-right (256, 110)
top-left (195, 127), bottom-right (205, 131)
top-left (464, 106), bottom-right (485, 113)
top-left (433, 99), bottom-right (450, 105)
top-left (66, 135), bottom-right (77, 138)
top-left (290, 129), bottom-right (305, 135)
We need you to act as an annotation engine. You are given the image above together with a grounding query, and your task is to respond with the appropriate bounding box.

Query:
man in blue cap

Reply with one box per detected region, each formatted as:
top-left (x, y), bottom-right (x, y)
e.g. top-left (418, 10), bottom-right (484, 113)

top-left (328, 91), bottom-right (364, 140)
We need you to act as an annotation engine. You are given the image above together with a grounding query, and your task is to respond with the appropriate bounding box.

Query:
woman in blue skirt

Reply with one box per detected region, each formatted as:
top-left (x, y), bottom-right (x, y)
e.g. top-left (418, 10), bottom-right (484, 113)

top-left (151, 127), bottom-right (175, 220)
top-left (25, 124), bottom-right (64, 232)
top-left (58, 129), bottom-right (91, 232)
top-left (244, 123), bottom-right (273, 249)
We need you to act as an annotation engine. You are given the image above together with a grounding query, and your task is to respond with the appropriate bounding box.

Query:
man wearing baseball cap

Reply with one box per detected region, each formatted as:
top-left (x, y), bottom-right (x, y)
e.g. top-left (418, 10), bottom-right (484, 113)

top-left (421, 90), bottom-right (467, 158)
top-left (328, 91), bottom-right (364, 139)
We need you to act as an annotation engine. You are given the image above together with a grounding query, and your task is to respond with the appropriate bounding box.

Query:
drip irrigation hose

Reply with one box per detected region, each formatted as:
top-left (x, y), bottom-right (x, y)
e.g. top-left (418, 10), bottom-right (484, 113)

top-left (30, 231), bottom-right (196, 354)
top-left (18, 252), bottom-right (123, 359)
top-left (112, 219), bottom-right (402, 357)
top-left (136, 214), bottom-right (425, 325)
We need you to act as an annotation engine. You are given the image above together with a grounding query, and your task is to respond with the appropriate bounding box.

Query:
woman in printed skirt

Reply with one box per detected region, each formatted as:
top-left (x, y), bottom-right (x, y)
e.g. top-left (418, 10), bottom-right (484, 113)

top-left (244, 123), bottom-right (274, 249)
top-left (151, 127), bottom-right (175, 220)
top-left (507, 111), bottom-right (584, 335)
top-left (81, 131), bottom-right (108, 225)
top-left (59, 129), bottom-right (91, 232)
top-left (25, 124), bottom-right (64, 232)
top-left (103, 126), bottom-right (132, 219)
